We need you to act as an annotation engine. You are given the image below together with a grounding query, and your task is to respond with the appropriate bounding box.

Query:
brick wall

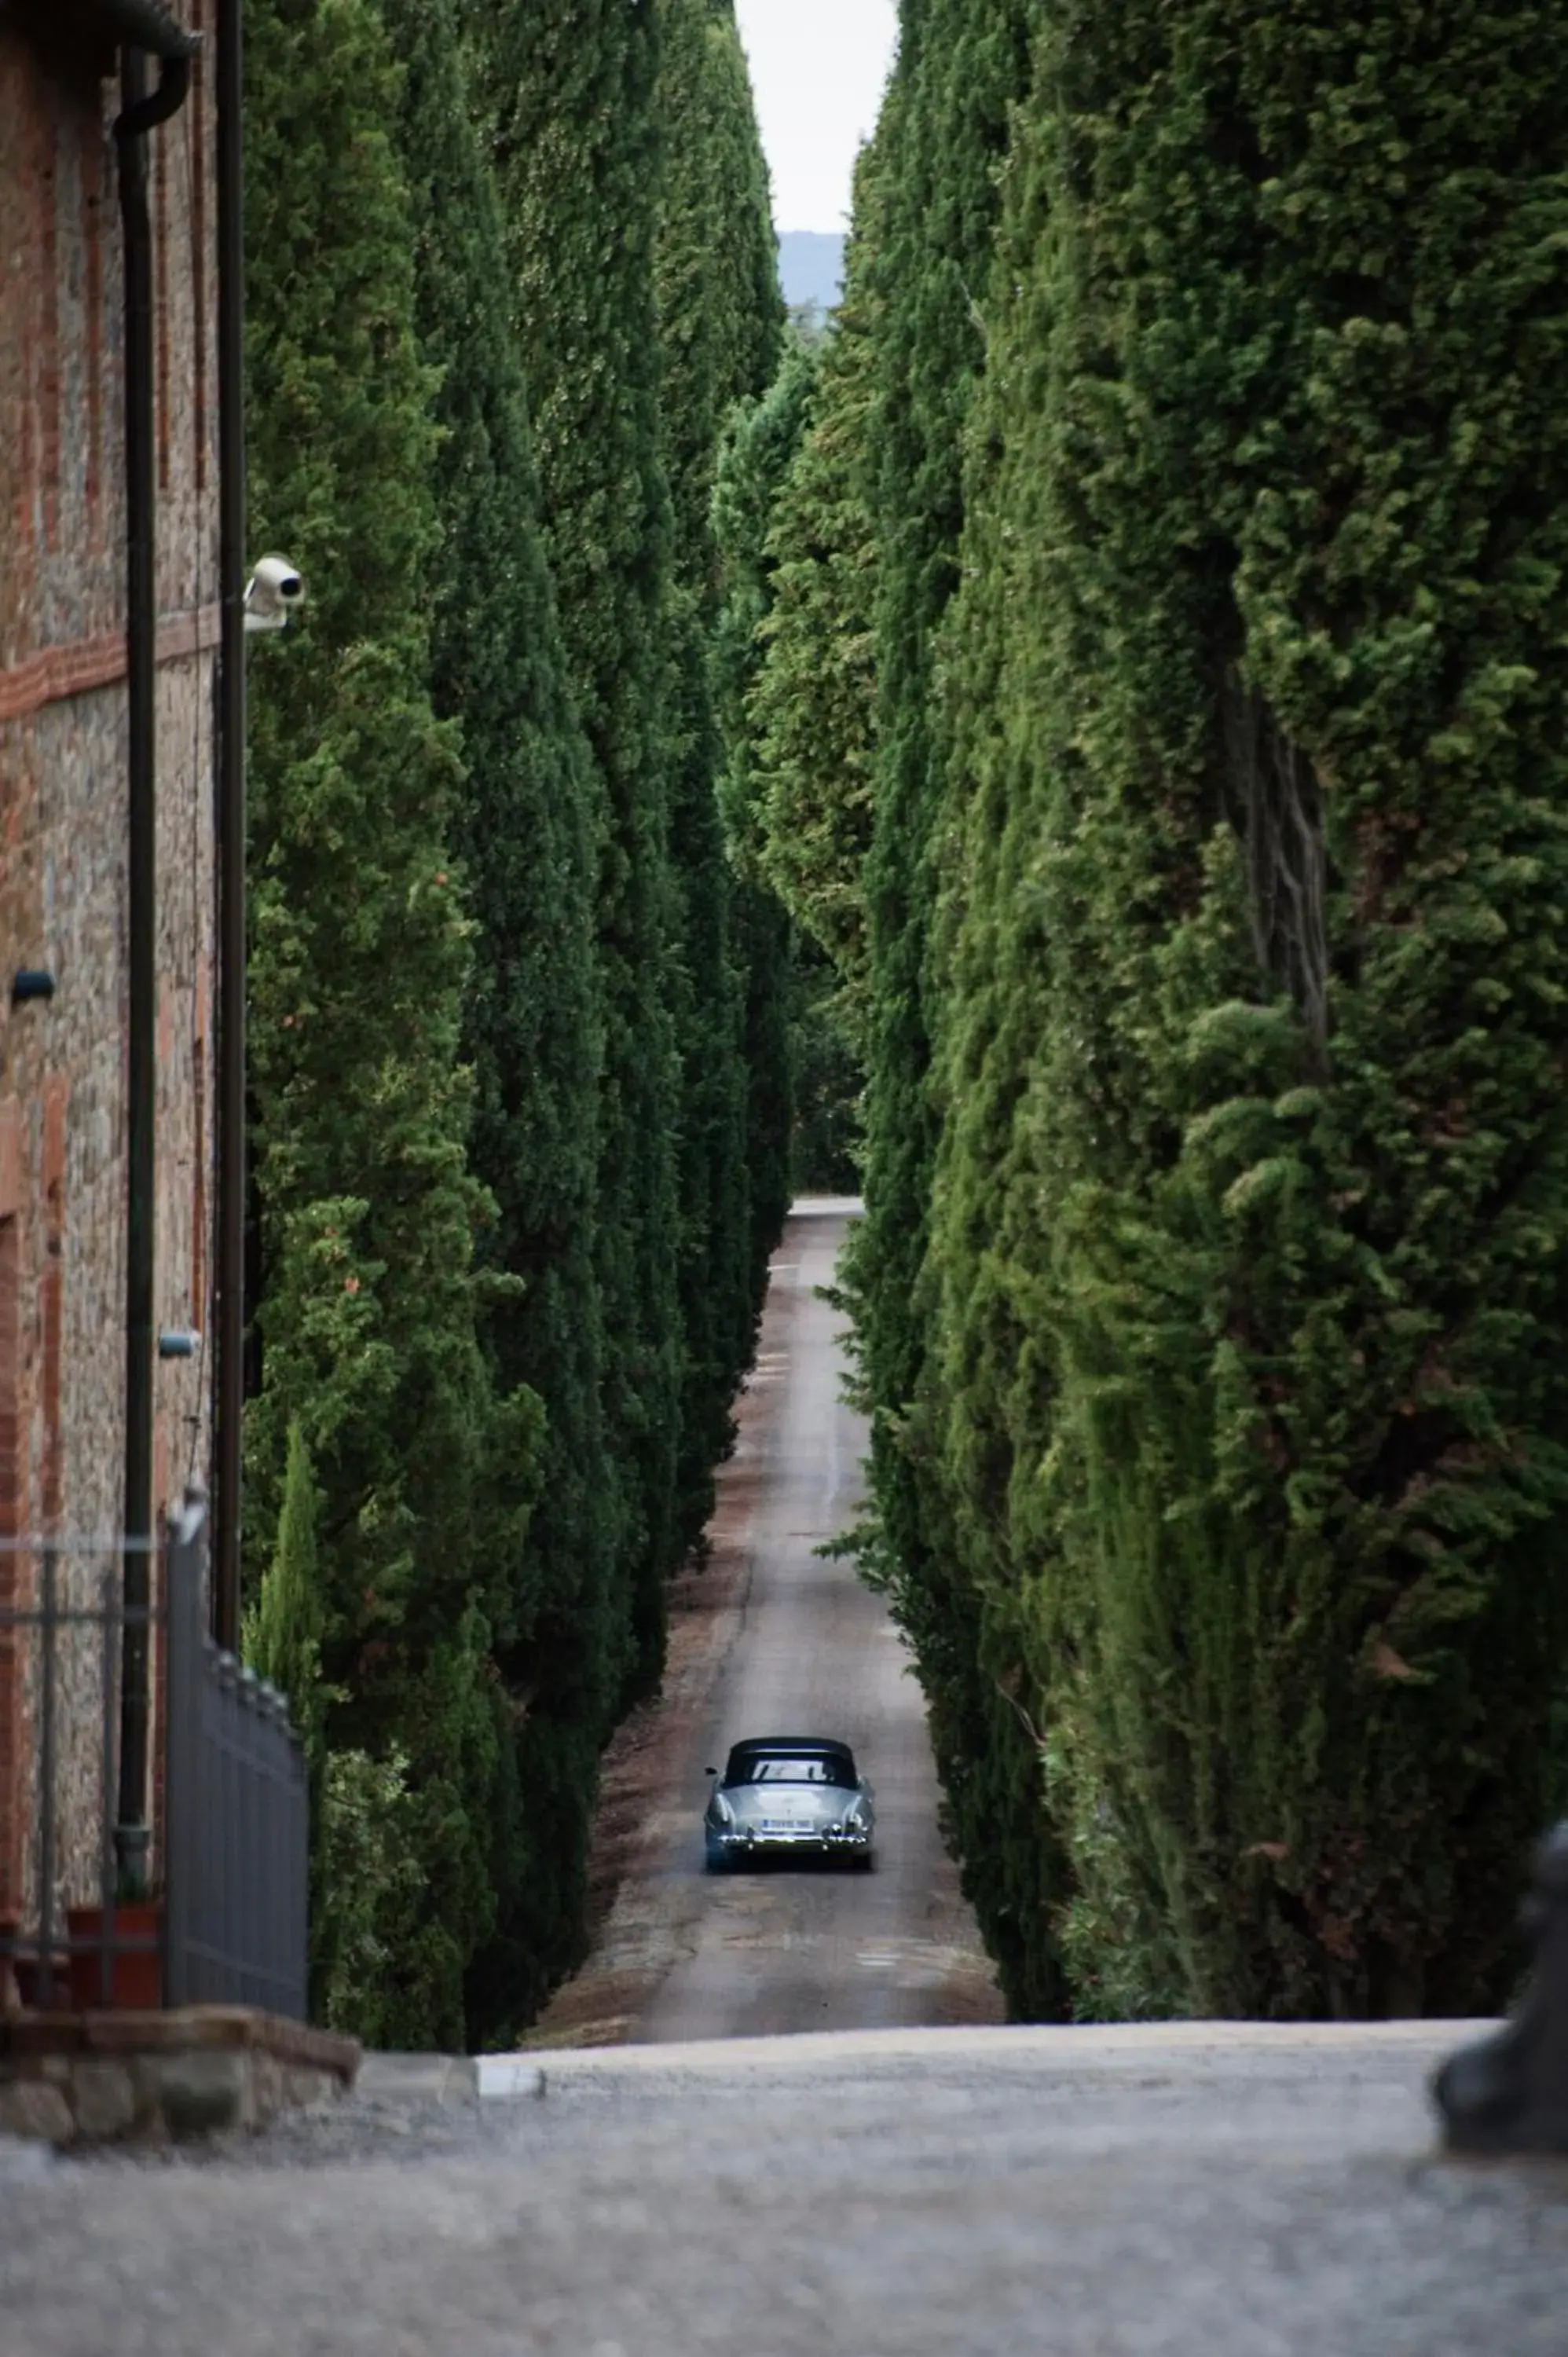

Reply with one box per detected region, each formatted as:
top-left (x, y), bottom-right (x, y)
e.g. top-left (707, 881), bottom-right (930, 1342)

top-left (0, 14), bottom-right (218, 1920)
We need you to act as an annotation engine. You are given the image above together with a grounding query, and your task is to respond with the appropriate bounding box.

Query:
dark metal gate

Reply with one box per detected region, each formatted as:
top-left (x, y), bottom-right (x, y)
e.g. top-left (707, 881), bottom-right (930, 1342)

top-left (164, 1492), bottom-right (309, 2016)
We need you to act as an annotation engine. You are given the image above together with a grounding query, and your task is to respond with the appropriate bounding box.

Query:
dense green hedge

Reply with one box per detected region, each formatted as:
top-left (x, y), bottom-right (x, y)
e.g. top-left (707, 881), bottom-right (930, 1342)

top-left (244, 0), bottom-right (789, 2046)
top-left (244, 0), bottom-right (533, 2045)
top-left (657, 0), bottom-right (788, 1546)
top-left (711, 341), bottom-right (821, 1277)
top-left (388, 0), bottom-right (618, 2040)
top-left (476, 0), bottom-right (684, 1704)
top-left (844, 0), bottom-right (1059, 2017)
top-left (932, 0), bottom-right (1568, 2018)
top-left (705, 0), bottom-right (1568, 2022)
top-left (809, 0), bottom-right (1568, 2019)
top-left (745, 223), bottom-right (878, 1045)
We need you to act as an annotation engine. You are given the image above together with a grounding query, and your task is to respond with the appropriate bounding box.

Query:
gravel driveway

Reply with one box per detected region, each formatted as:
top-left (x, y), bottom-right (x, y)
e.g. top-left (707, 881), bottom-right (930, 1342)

top-left (3, 2022), bottom-right (1565, 2357)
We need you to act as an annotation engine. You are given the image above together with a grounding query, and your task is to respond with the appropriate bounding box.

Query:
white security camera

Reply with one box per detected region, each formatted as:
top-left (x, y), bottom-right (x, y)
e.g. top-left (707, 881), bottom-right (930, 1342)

top-left (244, 553), bottom-right (306, 632)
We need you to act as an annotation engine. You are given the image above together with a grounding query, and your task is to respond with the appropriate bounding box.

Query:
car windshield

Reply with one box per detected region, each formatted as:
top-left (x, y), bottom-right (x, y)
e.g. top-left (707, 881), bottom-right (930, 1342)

top-left (731, 1753), bottom-right (852, 1787)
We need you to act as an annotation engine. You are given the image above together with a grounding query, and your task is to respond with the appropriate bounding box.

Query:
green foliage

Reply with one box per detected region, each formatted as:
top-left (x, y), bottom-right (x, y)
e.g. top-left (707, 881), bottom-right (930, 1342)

top-left (237, 0), bottom-right (826, 2045)
top-left (711, 333), bottom-right (870, 1235)
top-left (793, 0), bottom-right (1568, 2025)
top-left (244, 0), bottom-right (535, 2047)
top-left (746, 260), bottom-right (880, 1040)
top-left (241, 1417), bottom-right (452, 2039)
top-left (844, 0), bottom-right (1059, 2018)
top-left (475, 0), bottom-right (683, 1692)
top-left (656, 0), bottom-right (784, 577)
top-left (788, 939), bottom-right (863, 1196)
top-left (313, 1746), bottom-right (428, 2044)
top-left (712, 335), bottom-right (820, 872)
top-left (710, 345), bottom-right (814, 1281)
top-left (730, 273), bottom-right (881, 1206)
top-left (922, 0), bottom-right (1568, 2015)
top-left (242, 1417), bottom-right (325, 1767)
top-left (656, 0), bottom-right (788, 1544)
top-left (733, 877), bottom-right (797, 1310)
top-left (383, 0), bottom-right (613, 2041)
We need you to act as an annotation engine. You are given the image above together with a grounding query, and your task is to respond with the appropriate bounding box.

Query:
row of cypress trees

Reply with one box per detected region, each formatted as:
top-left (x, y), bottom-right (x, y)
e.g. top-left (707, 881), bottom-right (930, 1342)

top-left (241, 0), bottom-right (786, 2047)
top-left (725, 0), bottom-right (1568, 2020)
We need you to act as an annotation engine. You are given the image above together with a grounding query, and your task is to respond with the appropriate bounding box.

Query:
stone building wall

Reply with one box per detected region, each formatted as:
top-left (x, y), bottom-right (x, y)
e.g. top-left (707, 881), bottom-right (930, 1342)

top-left (0, 8), bottom-right (218, 1924)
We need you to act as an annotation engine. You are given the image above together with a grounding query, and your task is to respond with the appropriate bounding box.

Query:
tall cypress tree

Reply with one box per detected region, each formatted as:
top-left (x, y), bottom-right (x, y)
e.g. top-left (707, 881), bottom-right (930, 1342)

top-left (713, 209), bottom-right (886, 1217)
top-left (657, 0), bottom-right (783, 585)
top-left (929, 0), bottom-right (1568, 2016)
top-left (713, 339), bottom-right (821, 1288)
top-left (713, 341), bottom-right (822, 886)
top-left (244, 0), bottom-right (533, 2046)
top-left (475, 0), bottom-right (683, 1692)
top-left (656, 0), bottom-right (787, 1541)
top-left (745, 227), bottom-right (880, 1041)
top-left (384, 0), bottom-right (611, 2036)
top-left (848, 0), bottom-right (1056, 2015)
top-left (244, 1418), bottom-right (325, 1774)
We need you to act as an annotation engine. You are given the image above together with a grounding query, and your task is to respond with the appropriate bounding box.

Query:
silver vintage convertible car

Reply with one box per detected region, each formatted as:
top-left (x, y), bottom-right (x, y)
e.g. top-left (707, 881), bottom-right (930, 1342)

top-left (703, 1736), bottom-right (876, 1869)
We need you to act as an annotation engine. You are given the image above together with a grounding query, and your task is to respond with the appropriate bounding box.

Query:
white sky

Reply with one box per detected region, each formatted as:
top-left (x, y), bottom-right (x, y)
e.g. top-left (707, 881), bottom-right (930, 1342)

top-left (735, 1), bottom-right (899, 234)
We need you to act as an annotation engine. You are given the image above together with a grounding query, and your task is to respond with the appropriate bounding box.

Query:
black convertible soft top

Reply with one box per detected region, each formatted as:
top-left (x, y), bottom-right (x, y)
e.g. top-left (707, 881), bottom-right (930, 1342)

top-left (723, 1736), bottom-right (859, 1788)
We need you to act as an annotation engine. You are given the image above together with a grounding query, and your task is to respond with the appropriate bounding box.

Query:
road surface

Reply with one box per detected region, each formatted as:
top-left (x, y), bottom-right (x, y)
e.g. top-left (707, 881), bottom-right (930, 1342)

top-left (5, 2022), bottom-right (1563, 2357)
top-left (532, 1196), bottom-right (999, 2047)
top-left (643, 1196), bottom-right (991, 2040)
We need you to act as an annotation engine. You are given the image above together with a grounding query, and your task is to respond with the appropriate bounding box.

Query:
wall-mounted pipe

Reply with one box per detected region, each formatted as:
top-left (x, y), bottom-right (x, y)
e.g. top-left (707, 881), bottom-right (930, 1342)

top-left (113, 35), bottom-right (193, 1894)
top-left (213, 0), bottom-right (245, 1655)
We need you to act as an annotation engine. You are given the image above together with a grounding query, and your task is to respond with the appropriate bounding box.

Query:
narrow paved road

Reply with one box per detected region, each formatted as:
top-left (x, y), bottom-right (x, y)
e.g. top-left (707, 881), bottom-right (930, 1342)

top-left (643, 1197), bottom-right (991, 2040)
top-left (535, 1197), bottom-right (999, 2046)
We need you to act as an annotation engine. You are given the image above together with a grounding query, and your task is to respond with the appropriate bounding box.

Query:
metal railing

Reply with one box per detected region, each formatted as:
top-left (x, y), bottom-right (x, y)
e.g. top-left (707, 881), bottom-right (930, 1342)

top-left (0, 1490), bottom-right (308, 2021)
top-left (0, 1535), bottom-right (156, 2011)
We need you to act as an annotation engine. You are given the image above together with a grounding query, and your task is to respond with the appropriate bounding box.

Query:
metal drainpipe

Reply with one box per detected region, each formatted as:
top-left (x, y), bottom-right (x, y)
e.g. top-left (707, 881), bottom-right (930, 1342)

top-left (113, 38), bottom-right (193, 1895)
top-left (213, 0), bottom-right (245, 1655)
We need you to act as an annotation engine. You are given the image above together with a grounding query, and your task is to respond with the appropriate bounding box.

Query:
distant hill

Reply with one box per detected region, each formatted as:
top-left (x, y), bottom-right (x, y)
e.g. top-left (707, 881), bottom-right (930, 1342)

top-left (777, 231), bottom-right (845, 317)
